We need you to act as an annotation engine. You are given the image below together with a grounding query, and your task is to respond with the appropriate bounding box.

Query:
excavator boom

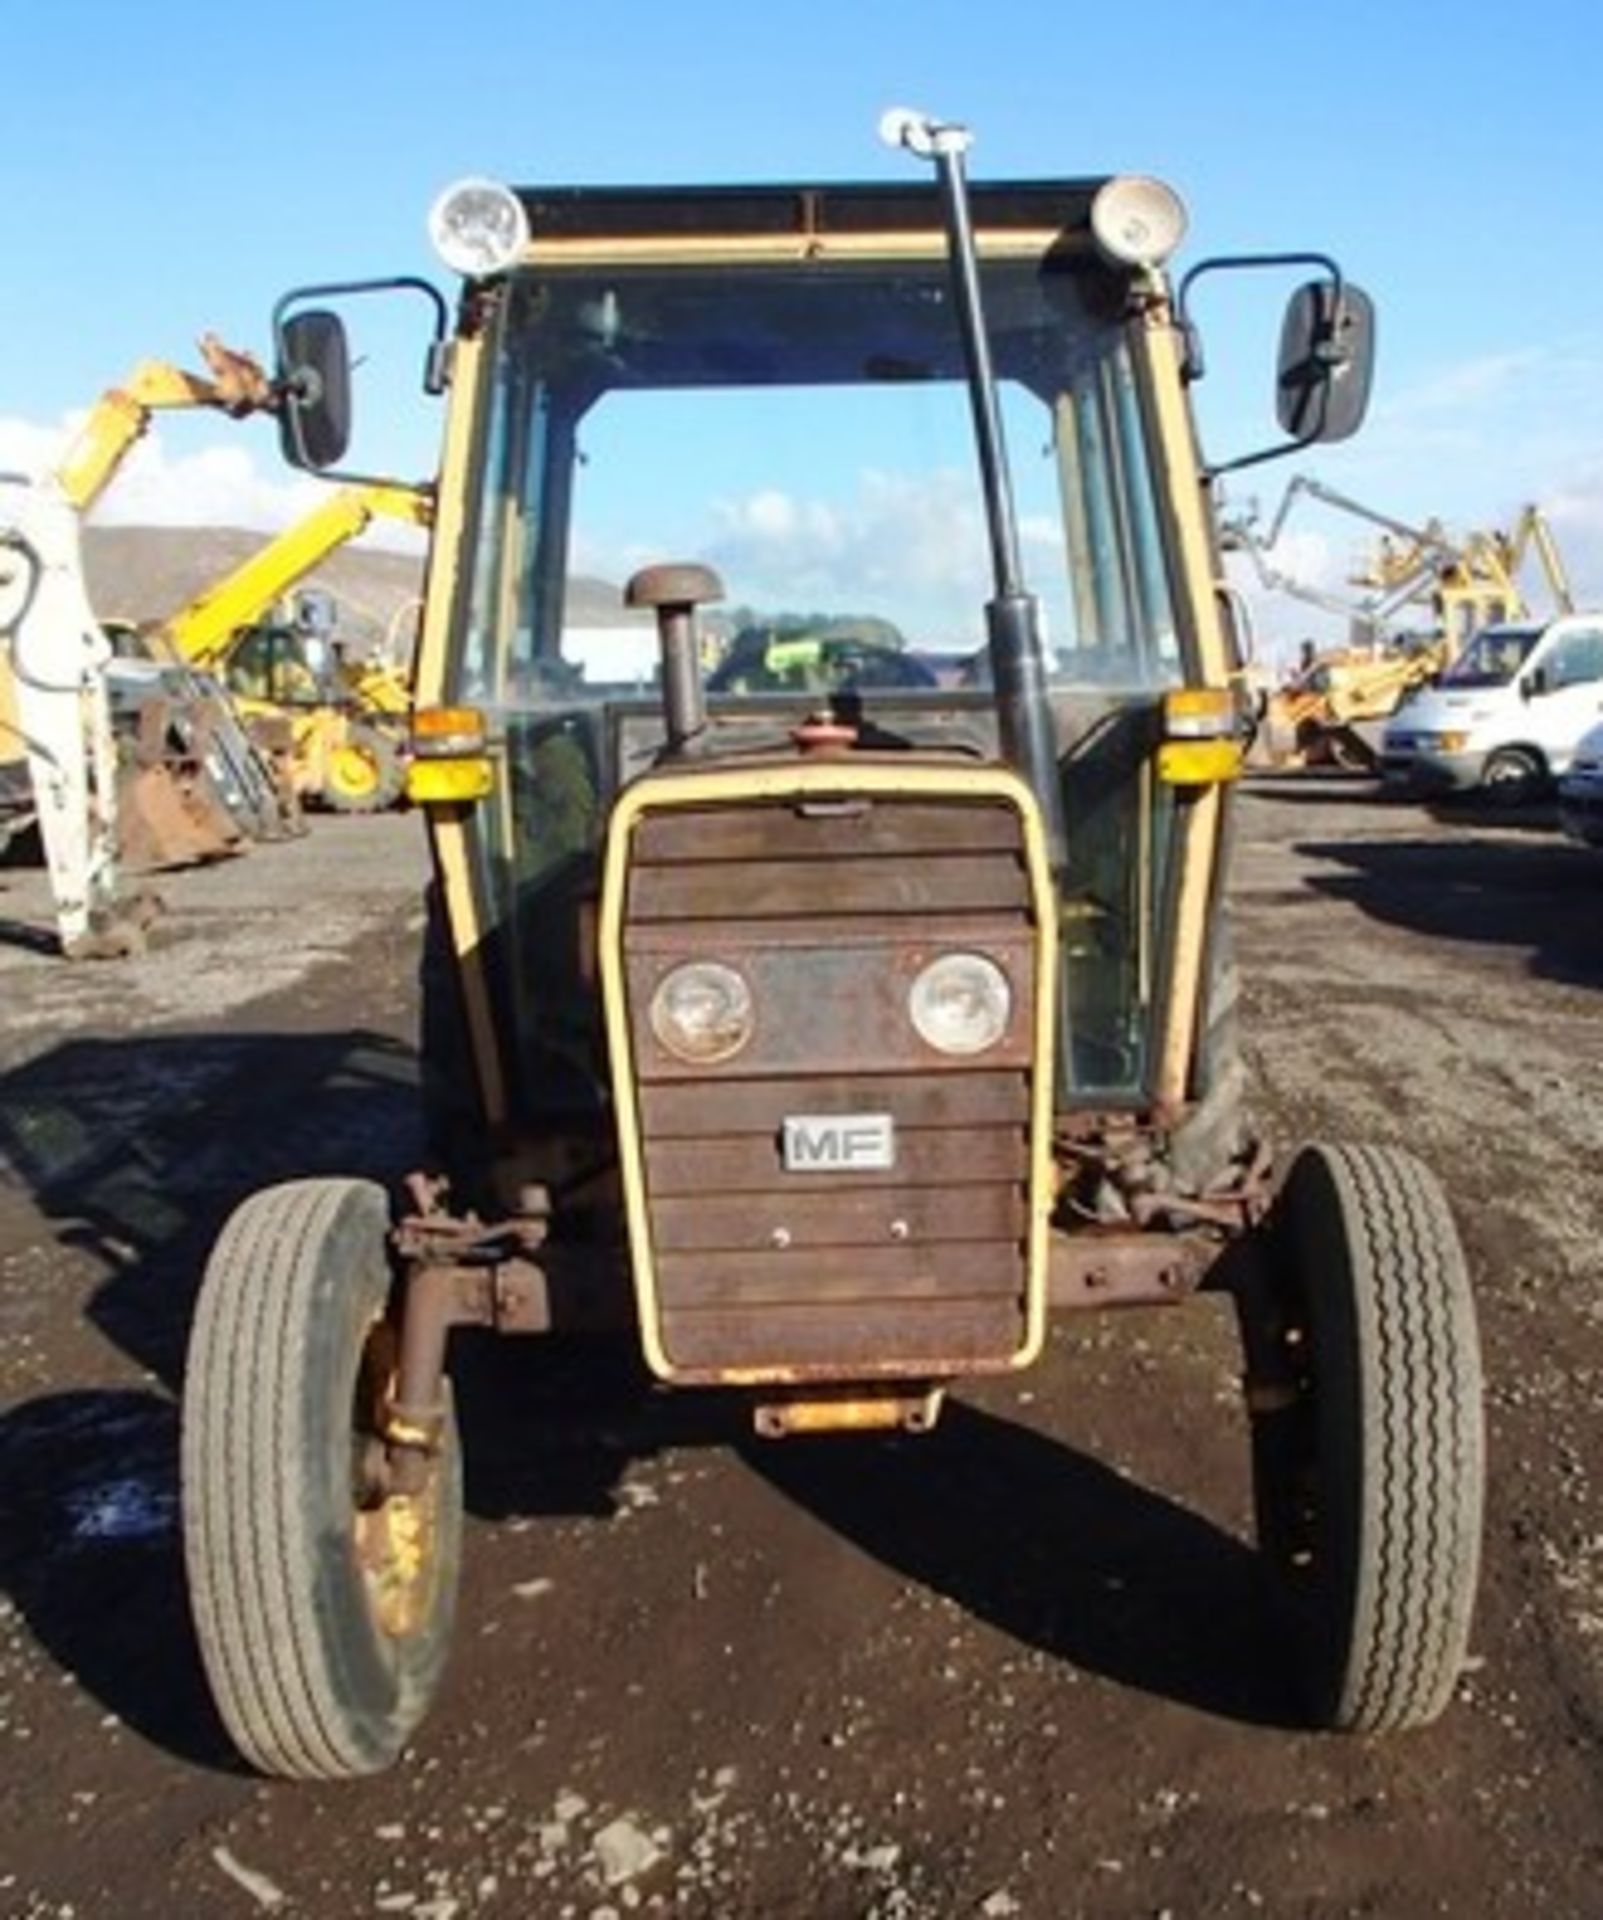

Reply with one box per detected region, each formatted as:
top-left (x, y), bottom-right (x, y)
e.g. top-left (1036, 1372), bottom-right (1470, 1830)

top-left (145, 480), bottom-right (434, 815)
top-left (53, 335), bottom-right (275, 513)
top-left (161, 482), bottom-right (433, 672)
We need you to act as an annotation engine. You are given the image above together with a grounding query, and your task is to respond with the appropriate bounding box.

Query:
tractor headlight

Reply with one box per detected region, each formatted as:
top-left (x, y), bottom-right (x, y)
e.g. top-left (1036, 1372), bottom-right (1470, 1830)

top-left (427, 178), bottom-right (530, 277)
top-left (908, 952), bottom-right (1011, 1056)
top-left (650, 962), bottom-right (755, 1065)
top-left (1091, 176), bottom-right (1188, 270)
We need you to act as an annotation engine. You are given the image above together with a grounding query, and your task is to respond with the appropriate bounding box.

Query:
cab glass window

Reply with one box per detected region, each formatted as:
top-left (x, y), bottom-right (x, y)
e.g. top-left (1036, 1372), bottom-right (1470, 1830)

top-left (1543, 629), bottom-right (1603, 690)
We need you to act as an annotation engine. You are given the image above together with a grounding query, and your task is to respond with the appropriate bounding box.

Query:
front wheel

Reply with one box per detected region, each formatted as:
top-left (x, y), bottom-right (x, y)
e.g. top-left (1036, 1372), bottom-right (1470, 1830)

top-left (1479, 745), bottom-right (1545, 807)
top-left (322, 725), bottom-right (404, 814)
top-left (182, 1178), bottom-right (462, 1778)
top-left (1245, 1143), bottom-right (1484, 1731)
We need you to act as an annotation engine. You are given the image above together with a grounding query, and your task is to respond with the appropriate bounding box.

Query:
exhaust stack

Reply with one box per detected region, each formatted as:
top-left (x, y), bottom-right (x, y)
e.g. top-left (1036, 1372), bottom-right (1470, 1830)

top-left (625, 562), bottom-right (721, 757)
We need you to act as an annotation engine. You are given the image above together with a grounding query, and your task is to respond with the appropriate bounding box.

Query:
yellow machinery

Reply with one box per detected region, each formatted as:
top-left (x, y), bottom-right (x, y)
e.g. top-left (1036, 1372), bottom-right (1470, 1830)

top-left (1352, 500), bottom-right (1573, 652)
top-left (1262, 636), bottom-right (1453, 767)
top-left (149, 481), bottom-right (434, 811)
top-left (0, 337), bottom-right (282, 955)
top-left (1230, 478), bottom-right (1574, 767)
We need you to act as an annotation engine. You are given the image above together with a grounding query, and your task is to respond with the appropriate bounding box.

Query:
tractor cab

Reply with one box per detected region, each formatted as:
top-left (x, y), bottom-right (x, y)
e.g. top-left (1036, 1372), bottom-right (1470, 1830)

top-left (397, 172), bottom-right (1278, 1195)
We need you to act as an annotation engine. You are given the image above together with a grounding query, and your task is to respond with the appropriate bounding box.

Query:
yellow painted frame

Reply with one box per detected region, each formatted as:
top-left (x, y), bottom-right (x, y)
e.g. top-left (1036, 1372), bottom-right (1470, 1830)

top-left (1126, 299), bottom-right (1235, 1116)
top-left (522, 229), bottom-right (1077, 272)
top-left (598, 759), bottom-right (1060, 1385)
top-left (410, 324), bottom-right (510, 1126)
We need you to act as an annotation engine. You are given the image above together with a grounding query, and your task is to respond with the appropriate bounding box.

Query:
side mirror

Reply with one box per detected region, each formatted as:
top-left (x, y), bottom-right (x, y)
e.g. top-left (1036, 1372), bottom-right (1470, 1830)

top-left (1178, 253), bottom-right (1377, 479)
top-left (276, 309), bottom-right (352, 472)
top-left (1522, 668), bottom-right (1546, 701)
top-left (269, 276), bottom-right (450, 486)
top-left (1276, 281), bottom-right (1376, 444)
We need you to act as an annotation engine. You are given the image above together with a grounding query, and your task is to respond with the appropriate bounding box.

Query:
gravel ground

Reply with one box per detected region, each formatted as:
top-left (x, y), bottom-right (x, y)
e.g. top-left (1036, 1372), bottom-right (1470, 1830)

top-left (0, 783), bottom-right (1600, 1919)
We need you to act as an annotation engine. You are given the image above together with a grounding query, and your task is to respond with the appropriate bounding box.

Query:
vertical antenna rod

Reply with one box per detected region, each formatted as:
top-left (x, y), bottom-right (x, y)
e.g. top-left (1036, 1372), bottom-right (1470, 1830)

top-left (880, 108), bottom-right (1068, 874)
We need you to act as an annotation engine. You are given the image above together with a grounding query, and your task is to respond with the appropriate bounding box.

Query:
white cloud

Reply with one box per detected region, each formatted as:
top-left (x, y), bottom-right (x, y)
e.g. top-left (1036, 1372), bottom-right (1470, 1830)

top-left (699, 467), bottom-right (1046, 639)
top-left (1375, 348), bottom-right (1546, 421)
top-left (1540, 464), bottom-right (1603, 601)
top-left (0, 412), bottom-right (424, 554)
top-left (1343, 338), bottom-right (1603, 541)
top-left (1224, 525), bottom-right (1353, 665)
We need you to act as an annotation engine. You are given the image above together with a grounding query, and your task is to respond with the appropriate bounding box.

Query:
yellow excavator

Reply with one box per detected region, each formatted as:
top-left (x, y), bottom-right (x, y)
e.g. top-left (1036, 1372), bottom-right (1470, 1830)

top-left (1259, 634), bottom-right (1453, 768)
top-left (143, 480), bottom-right (433, 812)
top-left (1226, 478), bottom-right (1574, 768)
top-left (0, 336), bottom-right (283, 955)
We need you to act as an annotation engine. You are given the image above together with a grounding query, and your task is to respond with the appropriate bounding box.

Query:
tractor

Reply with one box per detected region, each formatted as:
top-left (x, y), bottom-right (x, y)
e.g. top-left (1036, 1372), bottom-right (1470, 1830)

top-left (180, 115), bottom-right (1483, 1778)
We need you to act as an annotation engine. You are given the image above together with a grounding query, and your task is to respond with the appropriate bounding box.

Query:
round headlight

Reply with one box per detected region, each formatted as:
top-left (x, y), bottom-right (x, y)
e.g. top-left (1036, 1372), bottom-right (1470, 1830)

top-left (908, 952), bottom-right (1012, 1056)
top-left (427, 177), bottom-right (530, 277)
top-left (1090, 175), bottom-right (1188, 270)
top-left (649, 962), bottom-right (755, 1065)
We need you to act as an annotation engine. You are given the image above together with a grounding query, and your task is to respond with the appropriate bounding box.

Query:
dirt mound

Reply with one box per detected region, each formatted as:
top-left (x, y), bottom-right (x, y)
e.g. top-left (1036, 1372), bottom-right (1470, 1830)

top-left (83, 525), bottom-right (639, 658)
top-left (83, 524), bottom-right (425, 654)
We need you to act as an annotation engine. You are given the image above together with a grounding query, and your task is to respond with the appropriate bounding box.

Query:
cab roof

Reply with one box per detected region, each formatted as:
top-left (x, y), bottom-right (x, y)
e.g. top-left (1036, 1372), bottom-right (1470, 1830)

top-left (511, 179), bottom-right (1109, 245)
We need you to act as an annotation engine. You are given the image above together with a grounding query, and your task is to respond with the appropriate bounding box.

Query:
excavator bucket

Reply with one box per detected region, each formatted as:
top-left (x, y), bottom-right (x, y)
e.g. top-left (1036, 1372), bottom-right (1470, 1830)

top-left (117, 694), bottom-right (244, 871)
top-left (118, 762), bottom-right (242, 870)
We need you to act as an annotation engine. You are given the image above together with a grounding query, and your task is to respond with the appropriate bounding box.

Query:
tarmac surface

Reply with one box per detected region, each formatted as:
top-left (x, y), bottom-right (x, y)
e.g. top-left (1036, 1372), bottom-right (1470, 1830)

top-left (1, 779), bottom-right (1600, 1918)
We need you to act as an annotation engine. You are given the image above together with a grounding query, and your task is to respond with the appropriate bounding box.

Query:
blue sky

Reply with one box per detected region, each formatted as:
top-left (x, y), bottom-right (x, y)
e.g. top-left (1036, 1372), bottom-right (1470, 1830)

top-left (4, 0), bottom-right (1602, 654)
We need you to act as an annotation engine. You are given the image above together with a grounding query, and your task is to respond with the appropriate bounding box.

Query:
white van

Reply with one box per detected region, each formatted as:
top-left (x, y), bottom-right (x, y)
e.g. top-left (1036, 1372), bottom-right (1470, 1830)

top-left (1379, 615), bottom-right (1603, 802)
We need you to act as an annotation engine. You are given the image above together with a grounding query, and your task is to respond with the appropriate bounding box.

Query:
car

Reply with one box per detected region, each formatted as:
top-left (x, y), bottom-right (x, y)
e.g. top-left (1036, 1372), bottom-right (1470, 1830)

top-left (708, 624), bottom-right (939, 696)
top-left (1557, 715), bottom-right (1603, 848)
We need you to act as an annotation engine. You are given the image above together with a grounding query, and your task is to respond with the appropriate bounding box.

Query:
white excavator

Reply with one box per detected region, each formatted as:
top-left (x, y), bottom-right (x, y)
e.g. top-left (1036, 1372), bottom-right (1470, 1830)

top-left (0, 336), bottom-right (279, 956)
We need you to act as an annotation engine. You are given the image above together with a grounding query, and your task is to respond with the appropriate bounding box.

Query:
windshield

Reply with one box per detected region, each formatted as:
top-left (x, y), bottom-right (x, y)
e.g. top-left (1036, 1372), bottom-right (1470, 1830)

top-left (458, 254), bottom-right (1185, 707)
top-left (1441, 625), bottom-right (1540, 689)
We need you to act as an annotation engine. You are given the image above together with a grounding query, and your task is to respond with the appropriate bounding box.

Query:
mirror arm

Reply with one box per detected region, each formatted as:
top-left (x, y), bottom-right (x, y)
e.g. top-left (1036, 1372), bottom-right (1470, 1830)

top-left (1178, 251), bottom-right (1348, 480)
top-left (1178, 251), bottom-right (1344, 351)
top-left (1205, 416), bottom-right (1330, 483)
top-left (270, 275), bottom-right (450, 350)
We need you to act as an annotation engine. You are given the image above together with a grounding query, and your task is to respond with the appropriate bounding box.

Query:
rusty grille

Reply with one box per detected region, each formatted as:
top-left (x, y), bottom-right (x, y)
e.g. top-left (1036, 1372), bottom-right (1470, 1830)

top-left (619, 793), bottom-right (1040, 1381)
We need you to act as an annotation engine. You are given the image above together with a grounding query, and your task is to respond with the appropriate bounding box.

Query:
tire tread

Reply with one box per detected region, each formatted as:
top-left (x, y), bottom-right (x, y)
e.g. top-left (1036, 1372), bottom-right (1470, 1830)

top-left (1309, 1143), bottom-right (1484, 1731)
top-left (182, 1178), bottom-right (432, 1777)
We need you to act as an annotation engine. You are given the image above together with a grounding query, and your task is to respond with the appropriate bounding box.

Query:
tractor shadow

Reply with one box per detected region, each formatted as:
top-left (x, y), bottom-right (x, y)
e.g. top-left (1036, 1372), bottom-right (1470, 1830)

top-left (451, 1344), bottom-right (1300, 1729)
top-left (743, 1395), bottom-right (1299, 1729)
top-left (1297, 834), bottom-right (1603, 988)
top-left (0, 1026), bottom-right (432, 1767)
top-left (0, 1026), bottom-right (1297, 1748)
top-left (0, 1387), bottom-right (238, 1770)
top-left (450, 1333), bottom-right (744, 1523)
top-left (0, 1027), bottom-right (427, 1387)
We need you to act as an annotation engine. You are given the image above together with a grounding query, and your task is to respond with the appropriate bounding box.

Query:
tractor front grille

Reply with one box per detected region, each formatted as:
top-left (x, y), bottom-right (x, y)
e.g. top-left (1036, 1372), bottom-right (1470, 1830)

top-left (610, 782), bottom-right (1048, 1383)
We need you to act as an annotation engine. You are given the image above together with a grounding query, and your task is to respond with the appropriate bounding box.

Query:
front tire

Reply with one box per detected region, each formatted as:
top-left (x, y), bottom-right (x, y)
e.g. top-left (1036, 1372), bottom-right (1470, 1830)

top-left (1479, 745), bottom-right (1545, 807)
top-left (323, 725), bottom-right (403, 814)
top-left (1247, 1143), bottom-right (1484, 1731)
top-left (182, 1178), bottom-right (462, 1778)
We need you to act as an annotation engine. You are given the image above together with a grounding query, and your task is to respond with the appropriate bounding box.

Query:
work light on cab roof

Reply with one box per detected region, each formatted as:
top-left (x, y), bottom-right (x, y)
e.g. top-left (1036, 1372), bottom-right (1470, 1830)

top-left (1090, 175), bottom-right (1188, 269)
top-left (427, 177), bottom-right (529, 277)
